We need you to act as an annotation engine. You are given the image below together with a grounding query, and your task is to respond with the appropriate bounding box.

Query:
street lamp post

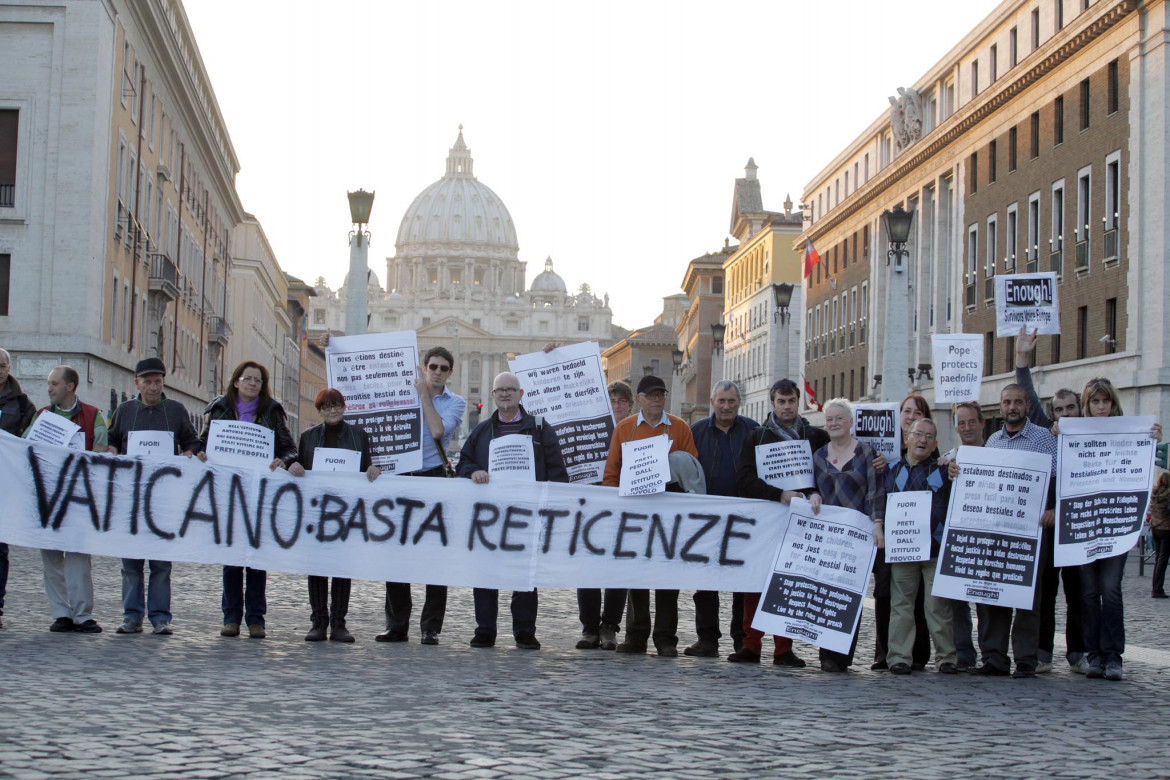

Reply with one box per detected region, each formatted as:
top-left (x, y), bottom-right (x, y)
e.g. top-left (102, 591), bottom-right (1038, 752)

top-left (879, 203), bottom-right (915, 402)
top-left (710, 320), bottom-right (726, 385)
top-left (670, 347), bottom-right (684, 417)
top-left (345, 189), bottom-right (375, 336)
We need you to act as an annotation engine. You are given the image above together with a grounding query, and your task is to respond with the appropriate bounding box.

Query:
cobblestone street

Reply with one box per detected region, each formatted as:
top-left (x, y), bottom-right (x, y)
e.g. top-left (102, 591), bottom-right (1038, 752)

top-left (0, 545), bottom-right (1167, 778)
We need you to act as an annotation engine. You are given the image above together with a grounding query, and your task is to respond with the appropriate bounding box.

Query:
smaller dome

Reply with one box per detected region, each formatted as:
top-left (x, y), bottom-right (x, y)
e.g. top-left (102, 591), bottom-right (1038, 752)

top-left (530, 257), bottom-right (566, 293)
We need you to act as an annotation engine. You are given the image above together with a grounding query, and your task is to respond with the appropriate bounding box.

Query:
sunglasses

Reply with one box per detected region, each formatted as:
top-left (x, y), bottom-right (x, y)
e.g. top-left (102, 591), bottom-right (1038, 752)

top-left (427, 364), bottom-right (452, 373)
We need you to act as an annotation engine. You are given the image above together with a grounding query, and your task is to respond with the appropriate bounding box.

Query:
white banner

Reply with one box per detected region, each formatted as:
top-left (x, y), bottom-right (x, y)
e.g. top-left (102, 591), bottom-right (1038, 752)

top-left (931, 333), bottom-right (983, 404)
top-left (884, 491), bottom-right (933, 563)
top-left (751, 498), bottom-right (876, 654)
top-left (619, 437), bottom-right (670, 496)
top-left (853, 403), bottom-right (900, 463)
top-left (753, 439), bottom-right (814, 491)
top-left (1055, 416), bottom-right (1157, 566)
top-left (995, 272), bottom-right (1060, 337)
top-left (326, 331), bottom-right (422, 475)
top-left (488, 434), bottom-right (536, 483)
top-left (312, 448), bottom-right (361, 474)
top-left (0, 432), bottom-right (788, 590)
top-left (510, 343), bottom-right (614, 485)
top-left (127, 430), bottom-right (175, 458)
top-left (933, 445), bottom-right (1049, 609)
top-left (205, 420), bottom-right (275, 470)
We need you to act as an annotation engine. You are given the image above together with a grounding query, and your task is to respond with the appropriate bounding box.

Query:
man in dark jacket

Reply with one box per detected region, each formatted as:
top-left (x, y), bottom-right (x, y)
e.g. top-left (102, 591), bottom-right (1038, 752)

top-left (457, 371), bottom-right (568, 650)
top-left (107, 358), bottom-right (202, 635)
top-left (0, 347), bottom-right (36, 629)
top-left (685, 380), bottom-right (758, 657)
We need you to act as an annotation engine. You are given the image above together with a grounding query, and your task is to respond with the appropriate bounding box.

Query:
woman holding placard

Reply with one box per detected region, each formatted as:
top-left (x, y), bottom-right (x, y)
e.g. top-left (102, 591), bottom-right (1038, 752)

top-left (200, 360), bottom-right (298, 639)
top-left (288, 388), bottom-right (380, 642)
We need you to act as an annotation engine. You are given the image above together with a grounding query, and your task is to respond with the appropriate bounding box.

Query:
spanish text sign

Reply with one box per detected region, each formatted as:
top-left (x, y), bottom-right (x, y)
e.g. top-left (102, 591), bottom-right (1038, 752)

top-left (995, 272), bottom-right (1060, 337)
top-left (931, 334), bottom-right (983, 404)
top-left (932, 445), bottom-right (1049, 609)
top-left (1055, 416), bottom-right (1156, 566)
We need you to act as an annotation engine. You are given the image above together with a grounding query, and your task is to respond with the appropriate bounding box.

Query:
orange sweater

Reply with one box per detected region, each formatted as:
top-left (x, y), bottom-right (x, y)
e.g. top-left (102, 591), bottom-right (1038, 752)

top-left (602, 413), bottom-right (699, 487)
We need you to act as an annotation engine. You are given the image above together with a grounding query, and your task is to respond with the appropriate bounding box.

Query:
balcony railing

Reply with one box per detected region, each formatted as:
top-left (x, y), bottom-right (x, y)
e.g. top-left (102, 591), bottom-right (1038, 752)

top-left (148, 253), bottom-right (179, 301)
top-left (1075, 240), bottom-right (1089, 270)
top-left (859, 319), bottom-right (867, 344)
top-left (207, 315), bottom-right (231, 346)
top-left (1103, 228), bottom-right (1118, 260)
top-left (0, 182), bottom-right (13, 208)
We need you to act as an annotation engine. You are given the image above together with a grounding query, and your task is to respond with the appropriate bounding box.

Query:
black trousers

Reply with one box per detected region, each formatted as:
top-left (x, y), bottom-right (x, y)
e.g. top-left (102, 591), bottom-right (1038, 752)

top-left (577, 588), bottom-right (627, 633)
top-left (384, 468), bottom-right (449, 634)
top-left (308, 576), bottom-right (351, 626)
top-left (625, 589), bottom-right (679, 648)
top-left (1038, 525), bottom-right (1085, 659)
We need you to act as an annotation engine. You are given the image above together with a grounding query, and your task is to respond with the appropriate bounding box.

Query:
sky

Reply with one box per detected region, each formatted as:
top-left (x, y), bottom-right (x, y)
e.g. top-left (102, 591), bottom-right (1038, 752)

top-left (183, 0), bottom-right (1001, 330)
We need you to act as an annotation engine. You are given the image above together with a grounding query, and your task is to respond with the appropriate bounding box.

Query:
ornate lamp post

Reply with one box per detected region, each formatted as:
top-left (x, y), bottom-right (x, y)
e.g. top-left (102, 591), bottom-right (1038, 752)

top-left (345, 189), bottom-right (375, 336)
top-left (879, 203), bottom-right (915, 402)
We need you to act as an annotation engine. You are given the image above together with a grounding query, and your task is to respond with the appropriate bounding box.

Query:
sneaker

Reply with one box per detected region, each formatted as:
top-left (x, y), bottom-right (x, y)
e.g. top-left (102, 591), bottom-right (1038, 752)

top-left (375, 629), bottom-right (408, 643)
top-left (938, 662), bottom-right (960, 674)
top-left (247, 624), bottom-right (266, 639)
top-left (726, 648), bottom-right (761, 663)
top-left (598, 626), bottom-right (618, 651)
top-left (1104, 662), bottom-right (1124, 681)
top-left (890, 662), bottom-right (913, 675)
top-left (575, 633), bottom-right (601, 650)
top-left (420, 630), bottom-right (440, 645)
top-left (116, 619), bottom-right (143, 634)
top-left (1070, 656), bottom-right (1090, 675)
top-left (330, 624), bottom-right (355, 643)
top-left (469, 635), bottom-right (495, 648)
top-left (74, 619), bottom-right (102, 634)
top-left (684, 640), bottom-right (719, 658)
top-left (1086, 657), bottom-right (1104, 678)
top-left (656, 645), bottom-right (678, 658)
top-left (220, 623), bottom-right (240, 637)
top-left (151, 621), bottom-right (173, 635)
top-left (305, 623), bottom-right (328, 642)
top-left (515, 634), bottom-right (541, 650)
top-left (1035, 661), bottom-right (1053, 674)
top-left (615, 641), bottom-right (647, 654)
top-left (49, 617), bottom-right (75, 633)
top-left (773, 650), bottom-right (807, 668)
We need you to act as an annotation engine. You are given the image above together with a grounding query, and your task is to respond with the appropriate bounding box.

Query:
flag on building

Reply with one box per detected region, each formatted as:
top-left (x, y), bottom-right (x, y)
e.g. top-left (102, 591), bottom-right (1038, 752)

top-left (803, 240), bottom-right (822, 280)
top-left (804, 379), bottom-right (821, 411)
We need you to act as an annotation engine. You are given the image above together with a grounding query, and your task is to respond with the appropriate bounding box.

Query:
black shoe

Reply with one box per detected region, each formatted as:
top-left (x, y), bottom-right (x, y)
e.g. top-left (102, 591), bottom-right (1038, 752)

top-left (0, 616), bottom-right (4, 629)
top-left (515, 634), bottom-right (541, 650)
top-left (330, 624), bottom-right (355, 643)
top-left (911, 662), bottom-right (927, 671)
top-left (1012, 664), bottom-right (1036, 679)
top-left (821, 659), bottom-right (848, 673)
top-left (49, 617), bottom-right (75, 633)
top-left (1153, 592), bottom-right (1169, 599)
top-left (656, 645), bottom-right (678, 658)
top-left (575, 633), bottom-right (601, 650)
top-left (955, 660), bottom-right (972, 672)
top-left (615, 641), bottom-right (647, 654)
top-left (870, 660), bottom-right (889, 671)
top-left (890, 662), bottom-right (913, 675)
top-left (938, 662), bottom-right (959, 674)
top-left (74, 619), bottom-right (102, 634)
top-left (773, 650), bottom-right (807, 668)
top-left (726, 648), bottom-right (761, 663)
top-left (375, 629), bottom-right (408, 642)
top-left (305, 623), bottom-right (328, 642)
top-left (469, 635), bottom-right (495, 648)
top-left (974, 663), bottom-right (1010, 676)
top-left (684, 640), bottom-right (719, 658)
top-left (420, 630), bottom-right (439, 645)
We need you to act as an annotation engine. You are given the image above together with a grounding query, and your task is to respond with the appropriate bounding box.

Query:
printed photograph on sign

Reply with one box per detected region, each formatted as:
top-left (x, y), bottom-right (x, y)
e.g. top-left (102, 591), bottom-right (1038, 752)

top-left (995, 272), bottom-right (1060, 337)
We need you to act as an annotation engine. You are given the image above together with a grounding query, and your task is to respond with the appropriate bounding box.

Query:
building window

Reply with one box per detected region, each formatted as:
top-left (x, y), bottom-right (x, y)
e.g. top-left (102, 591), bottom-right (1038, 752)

top-left (990, 44), bottom-right (998, 83)
top-left (1009, 127), bottom-right (1018, 171)
top-left (1108, 59), bottom-right (1119, 114)
top-left (0, 110), bottom-right (17, 208)
top-left (314, 309), bottom-right (325, 324)
top-left (1006, 205), bottom-right (1019, 271)
top-left (1031, 8), bottom-right (1040, 49)
top-left (971, 61), bottom-right (979, 96)
top-left (1010, 26), bottom-right (1018, 67)
top-left (1105, 151), bottom-right (1121, 259)
top-left (422, 317), bottom-right (431, 327)
top-left (712, 275), bottom-right (723, 294)
top-left (1080, 78), bottom-right (1091, 130)
top-left (966, 224), bottom-right (979, 306)
top-left (578, 316), bottom-right (589, 332)
top-left (1030, 112), bottom-right (1040, 159)
top-left (988, 141), bottom-right (997, 183)
top-left (1105, 298), bottom-right (1118, 353)
top-left (1077, 305), bottom-right (1088, 360)
top-left (539, 321), bottom-right (549, 334)
top-left (1028, 192), bottom-right (1041, 269)
top-left (1077, 167), bottom-right (1092, 267)
top-left (985, 332), bottom-right (995, 377)
top-left (1052, 334), bottom-right (1061, 365)
top-left (1055, 0), bottom-right (1064, 31)
top-left (1054, 95), bottom-right (1065, 144)
top-left (1052, 181), bottom-right (1065, 273)
top-left (986, 216), bottom-right (998, 297)
top-left (969, 152), bottom-right (978, 193)
top-left (111, 275), bottom-right (120, 342)
top-left (0, 253), bottom-right (9, 316)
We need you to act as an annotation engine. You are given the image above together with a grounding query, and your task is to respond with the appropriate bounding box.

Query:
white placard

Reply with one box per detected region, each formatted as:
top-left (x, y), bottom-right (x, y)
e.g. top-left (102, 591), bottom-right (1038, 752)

top-left (754, 439), bottom-right (814, 491)
top-left (853, 403), bottom-right (900, 462)
top-left (488, 434), bottom-right (537, 483)
top-left (510, 342), bottom-right (614, 485)
top-left (752, 498), bottom-right (876, 654)
top-left (205, 420), bottom-right (275, 470)
top-left (884, 491), bottom-right (933, 563)
top-left (932, 445), bottom-right (1049, 609)
top-left (1055, 416), bottom-right (1157, 566)
top-left (326, 330), bottom-right (423, 475)
top-left (312, 447), bottom-right (361, 473)
top-left (26, 412), bottom-right (81, 448)
top-left (127, 430), bottom-right (175, 458)
top-left (619, 436), bottom-right (671, 496)
top-left (995, 272), bottom-right (1061, 337)
top-left (931, 333), bottom-right (984, 404)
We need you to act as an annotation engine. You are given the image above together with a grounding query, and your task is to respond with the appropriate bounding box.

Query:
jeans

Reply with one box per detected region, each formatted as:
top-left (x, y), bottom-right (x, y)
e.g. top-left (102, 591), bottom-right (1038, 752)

top-left (1080, 552), bottom-right (1126, 663)
top-left (472, 588), bottom-right (538, 639)
top-left (308, 576), bottom-right (351, 627)
top-left (888, 559), bottom-right (956, 668)
top-left (950, 599), bottom-right (977, 666)
top-left (121, 559), bottom-right (172, 626)
top-left (1152, 529), bottom-right (1170, 595)
top-left (740, 590), bottom-right (793, 655)
top-left (1037, 526), bottom-right (1085, 663)
top-left (385, 583), bottom-right (447, 634)
top-left (222, 566), bottom-right (266, 626)
top-left (0, 542), bottom-right (8, 614)
top-left (577, 588), bottom-right (626, 634)
top-left (624, 589), bottom-right (678, 649)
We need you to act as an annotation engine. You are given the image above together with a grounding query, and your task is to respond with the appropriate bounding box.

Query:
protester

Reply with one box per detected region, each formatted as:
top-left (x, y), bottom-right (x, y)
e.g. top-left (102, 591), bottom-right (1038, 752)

top-left (687, 380), bottom-right (758, 656)
top-left (0, 347), bottom-right (36, 629)
top-left (1150, 473), bottom-right (1170, 600)
top-left (200, 360), bottom-right (297, 639)
top-left (288, 388), bottom-right (380, 642)
top-left (884, 418), bottom-right (958, 674)
top-left (106, 358), bottom-right (201, 635)
top-left (733, 378), bottom-right (824, 667)
top-left (602, 375), bottom-right (698, 657)
top-left (808, 398), bottom-right (885, 672)
top-left (944, 401), bottom-right (985, 670)
top-left (458, 371), bottom-right (568, 650)
top-left (25, 365), bottom-right (108, 634)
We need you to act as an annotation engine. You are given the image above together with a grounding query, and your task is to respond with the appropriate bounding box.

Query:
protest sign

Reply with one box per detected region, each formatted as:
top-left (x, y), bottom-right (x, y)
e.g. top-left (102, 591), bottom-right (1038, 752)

top-left (326, 330), bottom-right (422, 475)
top-left (489, 434), bottom-right (536, 482)
top-left (933, 445), bottom-right (1049, 609)
top-left (312, 448), bottom-right (361, 474)
top-left (754, 439), bottom-right (814, 491)
top-left (853, 403), bottom-right (900, 462)
top-left (931, 334), bottom-right (983, 404)
top-left (0, 432), bottom-right (787, 591)
top-left (884, 491), bottom-right (933, 563)
top-left (127, 430), bottom-right (175, 458)
top-left (1055, 416), bottom-right (1156, 566)
top-left (752, 498), bottom-right (876, 654)
top-left (26, 412), bottom-right (80, 448)
top-left (510, 343), bottom-right (613, 484)
top-left (619, 436), bottom-right (670, 496)
top-left (205, 421), bottom-right (275, 470)
top-left (995, 272), bottom-right (1060, 337)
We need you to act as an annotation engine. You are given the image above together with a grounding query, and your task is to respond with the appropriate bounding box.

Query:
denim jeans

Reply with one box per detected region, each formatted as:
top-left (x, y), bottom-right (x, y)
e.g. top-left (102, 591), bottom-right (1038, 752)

top-left (472, 588), bottom-right (537, 639)
top-left (1152, 529), bottom-right (1170, 595)
top-left (0, 542), bottom-right (8, 614)
top-left (121, 559), bottom-right (172, 625)
top-left (222, 566), bottom-right (266, 626)
top-left (1080, 553), bottom-right (1126, 663)
top-left (950, 599), bottom-right (977, 666)
top-left (577, 588), bottom-right (626, 634)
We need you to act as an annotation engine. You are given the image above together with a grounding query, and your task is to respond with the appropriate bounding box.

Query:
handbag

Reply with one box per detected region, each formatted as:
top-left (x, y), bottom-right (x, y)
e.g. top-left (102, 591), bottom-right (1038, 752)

top-left (432, 435), bottom-right (457, 478)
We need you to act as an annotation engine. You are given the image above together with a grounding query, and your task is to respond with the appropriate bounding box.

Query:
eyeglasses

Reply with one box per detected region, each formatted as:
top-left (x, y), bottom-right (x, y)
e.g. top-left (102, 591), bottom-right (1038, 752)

top-left (638, 391), bottom-right (667, 399)
top-left (320, 403), bottom-right (344, 411)
top-left (1087, 377), bottom-right (1111, 385)
top-left (427, 363), bottom-right (452, 373)
top-left (238, 376), bottom-right (263, 384)
top-left (492, 387), bottom-right (520, 395)
top-left (909, 431), bottom-right (937, 440)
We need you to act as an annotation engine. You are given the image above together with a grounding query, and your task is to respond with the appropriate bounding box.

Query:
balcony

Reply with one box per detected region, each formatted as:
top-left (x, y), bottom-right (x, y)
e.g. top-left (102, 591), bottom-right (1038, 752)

top-left (1074, 240), bottom-right (1089, 271)
top-left (0, 181), bottom-right (13, 208)
top-left (147, 253), bottom-right (179, 301)
top-left (1049, 248), bottom-right (1063, 276)
top-left (207, 315), bottom-right (231, 346)
top-left (1103, 228), bottom-right (1118, 261)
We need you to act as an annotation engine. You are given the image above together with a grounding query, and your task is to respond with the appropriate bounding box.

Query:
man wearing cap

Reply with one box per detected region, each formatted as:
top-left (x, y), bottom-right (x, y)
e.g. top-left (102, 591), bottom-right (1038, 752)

top-left (106, 357), bottom-right (202, 635)
top-left (602, 375), bottom-right (699, 656)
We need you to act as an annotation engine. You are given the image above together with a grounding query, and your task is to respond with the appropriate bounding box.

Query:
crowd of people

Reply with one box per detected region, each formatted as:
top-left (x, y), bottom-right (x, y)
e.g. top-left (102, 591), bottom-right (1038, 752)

top-left (0, 338), bottom-right (1163, 682)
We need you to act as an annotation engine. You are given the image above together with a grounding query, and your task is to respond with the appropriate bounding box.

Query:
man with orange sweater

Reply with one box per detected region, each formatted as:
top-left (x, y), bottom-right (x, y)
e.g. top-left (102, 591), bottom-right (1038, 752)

top-left (602, 375), bottom-right (698, 656)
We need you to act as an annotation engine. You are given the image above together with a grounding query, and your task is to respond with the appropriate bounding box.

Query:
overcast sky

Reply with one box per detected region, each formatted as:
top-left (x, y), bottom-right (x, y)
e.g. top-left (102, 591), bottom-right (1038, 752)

top-left (184, 0), bottom-right (1000, 330)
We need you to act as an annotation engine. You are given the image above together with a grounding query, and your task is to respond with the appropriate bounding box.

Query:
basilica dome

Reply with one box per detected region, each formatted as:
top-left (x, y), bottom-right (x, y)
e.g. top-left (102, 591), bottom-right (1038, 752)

top-left (395, 127), bottom-right (519, 254)
top-left (530, 257), bottom-right (567, 293)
